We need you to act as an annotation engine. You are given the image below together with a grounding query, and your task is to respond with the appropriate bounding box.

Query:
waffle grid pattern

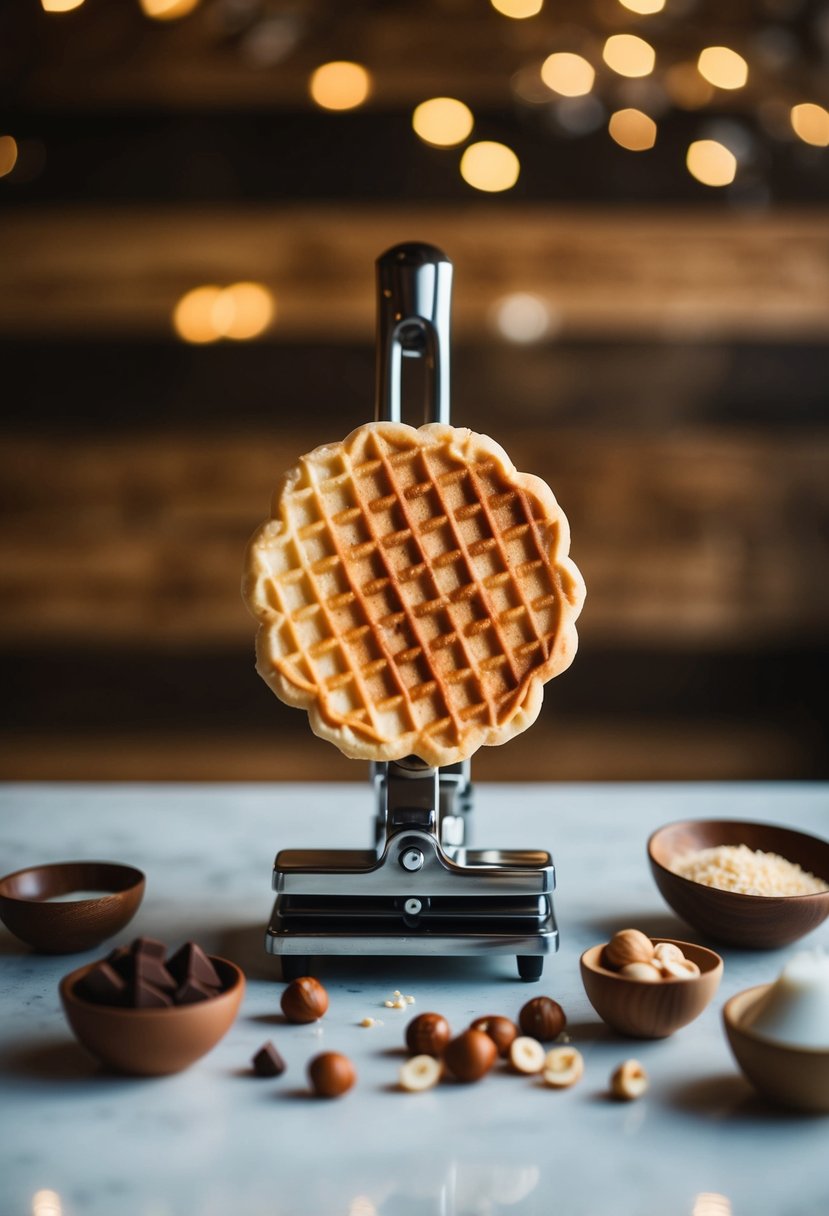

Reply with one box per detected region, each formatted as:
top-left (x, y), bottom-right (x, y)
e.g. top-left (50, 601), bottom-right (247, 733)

top-left (247, 423), bottom-right (583, 764)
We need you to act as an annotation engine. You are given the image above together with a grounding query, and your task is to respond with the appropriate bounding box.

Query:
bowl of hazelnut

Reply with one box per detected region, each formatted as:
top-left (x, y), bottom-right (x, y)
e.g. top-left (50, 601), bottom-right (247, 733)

top-left (580, 928), bottom-right (723, 1039)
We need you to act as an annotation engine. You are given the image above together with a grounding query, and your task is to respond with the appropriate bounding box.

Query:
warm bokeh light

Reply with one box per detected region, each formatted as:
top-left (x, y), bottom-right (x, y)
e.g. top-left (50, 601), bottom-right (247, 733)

top-left (692, 1195), bottom-right (732, 1216)
top-left (697, 47), bottom-right (748, 90)
top-left (173, 286), bottom-right (223, 344)
top-left (139, 0), bottom-right (201, 18)
top-left (40, 0), bottom-right (85, 11)
top-left (173, 283), bottom-right (275, 343)
top-left (412, 98), bottom-right (474, 147)
top-left (309, 61), bottom-right (371, 111)
top-left (686, 139), bottom-right (737, 187)
top-left (459, 141), bottom-right (520, 192)
top-left (0, 135), bottom-right (18, 178)
top-left (490, 0), bottom-right (543, 17)
top-left (32, 1192), bottom-right (62, 1216)
top-left (790, 103), bottom-right (829, 147)
top-left (491, 293), bottom-right (552, 343)
top-left (618, 0), bottom-right (665, 12)
top-left (664, 62), bottom-right (715, 109)
top-left (217, 282), bottom-right (275, 340)
top-left (541, 53), bottom-right (595, 98)
top-left (602, 35), bottom-right (655, 78)
top-left (608, 108), bottom-right (657, 151)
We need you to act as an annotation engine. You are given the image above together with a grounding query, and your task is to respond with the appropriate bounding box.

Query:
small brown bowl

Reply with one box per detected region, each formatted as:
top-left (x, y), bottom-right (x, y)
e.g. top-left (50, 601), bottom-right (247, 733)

top-left (60, 956), bottom-right (245, 1075)
top-left (580, 938), bottom-right (723, 1039)
top-left (723, 985), bottom-right (829, 1112)
top-left (648, 820), bottom-right (829, 949)
top-left (0, 861), bottom-right (145, 953)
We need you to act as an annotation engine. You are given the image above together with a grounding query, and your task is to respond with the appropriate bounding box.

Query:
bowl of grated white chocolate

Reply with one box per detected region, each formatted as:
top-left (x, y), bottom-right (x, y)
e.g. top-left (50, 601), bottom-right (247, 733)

top-left (648, 820), bottom-right (829, 948)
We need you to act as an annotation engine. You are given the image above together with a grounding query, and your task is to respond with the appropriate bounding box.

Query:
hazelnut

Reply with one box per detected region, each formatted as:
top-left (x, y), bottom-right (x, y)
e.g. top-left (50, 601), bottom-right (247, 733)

top-left (509, 1036), bottom-right (546, 1075)
top-left (518, 996), bottom-right (566, 1041)
top-left (620, 962), bottom-right (662, 983)
top-left (405, 1012), bottom-right (451, 1057)
top-left (542, 1046), bottom-right (584, 1089)
top-left (281, 976), bottom-right (329, 1024)
top-left (399, 1054), bottom-right (443, 1092)
top-left (661, 957), bottom-right (700, 980)
top-left (470, 1015), bottom-right (518, 1058)
top-left (610, 1059), bottom-right (648, 1101)
top-left (602, 928), bottom-right (655, 971)
top-left (307, 1051), bottom-right (356, 1098)
top-left (443, 1029), bottom-right (497, 1083)
top-left (652, 941), bottom-right (685, 970)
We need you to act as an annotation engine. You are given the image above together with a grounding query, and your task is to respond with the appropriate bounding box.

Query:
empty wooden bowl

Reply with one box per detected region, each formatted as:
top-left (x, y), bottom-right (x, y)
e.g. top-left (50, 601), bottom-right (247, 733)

top-left (60, 956), bottom-right (245, 1075)
top-left (648, 820), bottom-right (829, 949)
top-left (0, 861), bottom-right (145, 953)
top-left (580, 938), bottom-right (723, 1039)
top-left (723, 985), bottom-right (829, 1112)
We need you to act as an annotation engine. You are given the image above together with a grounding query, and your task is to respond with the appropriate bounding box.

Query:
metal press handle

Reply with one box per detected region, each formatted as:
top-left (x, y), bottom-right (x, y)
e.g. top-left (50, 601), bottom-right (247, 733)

top-left (374, 242), bottom-right (453, 426)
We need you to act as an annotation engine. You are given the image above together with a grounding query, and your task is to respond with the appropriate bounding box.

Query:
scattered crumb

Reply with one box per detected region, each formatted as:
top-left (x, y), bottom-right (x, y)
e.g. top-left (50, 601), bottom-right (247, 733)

top-left (360, 1016), bottom-right (384, 1028)
top-left (556, 1031), bottom-right (571, 1044)
top-left (405, 995), bottom-right (416, 1005)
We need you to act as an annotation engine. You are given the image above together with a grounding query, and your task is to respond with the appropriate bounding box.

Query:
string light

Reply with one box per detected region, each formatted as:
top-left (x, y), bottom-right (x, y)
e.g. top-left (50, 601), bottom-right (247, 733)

top-left (608, 108), bottom-right (657, 151)
top-left (0, 135), bottom-right (18, 178)
top-left (309, 62), bottom-right (371, 111)
top-left (32, 1193), bottom-right (62, 1216)
top-left (686, 139), bottom-right (737, 187)
top-left (172, 283), bottom-right (275, 344)
top-left (490, 0), bottom-right (543, 17)
top-left (138, 0), bottom-right (201, 18)
top-left (618, 0), bottom-right (665, 12)
top-left (790, 103), bottom-right (829, 147)
top-left (460, 141), bottom-right (520, 192)
top-left (491, 293), bottom-right (554, 343)
top-left (697, 46), bottom-right (748, 90)
top-left (40, 0), bottom-right (85, 11)
top-left (412, 98), bottom-right (474, 147)
top-left (602, 35), bottom-right (655, 78)
top-left (541, 53), bottom-right (595, 98)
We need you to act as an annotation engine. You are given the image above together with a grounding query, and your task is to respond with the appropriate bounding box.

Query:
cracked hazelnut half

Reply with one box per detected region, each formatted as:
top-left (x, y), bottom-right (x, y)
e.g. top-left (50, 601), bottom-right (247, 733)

top-left (610, 1059), bottom-right (648, 1101)
top-left (542, 1046), bottom-right (584, 1089)
top-left (509, 1036), bottom-right (546, 1075)
top-left (399, 1054), bottom-right (443, 1092)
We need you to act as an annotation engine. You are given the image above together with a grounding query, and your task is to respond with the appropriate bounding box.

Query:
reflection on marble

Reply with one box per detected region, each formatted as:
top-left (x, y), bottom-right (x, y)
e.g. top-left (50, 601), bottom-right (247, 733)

top-left (0, 782), bottom-right (828, 1216)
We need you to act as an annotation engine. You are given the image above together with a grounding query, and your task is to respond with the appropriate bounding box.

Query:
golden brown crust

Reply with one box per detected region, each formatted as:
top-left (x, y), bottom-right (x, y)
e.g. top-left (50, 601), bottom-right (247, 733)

top-left (242, 421), bottom-right (585, 766)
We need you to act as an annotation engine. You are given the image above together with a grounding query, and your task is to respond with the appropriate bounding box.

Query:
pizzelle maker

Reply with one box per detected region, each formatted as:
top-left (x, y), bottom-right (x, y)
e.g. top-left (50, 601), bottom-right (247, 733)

top-left (265, 243), bottom-right (558, 982)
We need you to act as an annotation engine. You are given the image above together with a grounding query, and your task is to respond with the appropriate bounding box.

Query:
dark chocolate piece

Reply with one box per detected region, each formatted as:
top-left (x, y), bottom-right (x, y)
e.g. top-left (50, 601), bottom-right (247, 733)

top-left (133, 978), bottom-right (173, 1008)
top-left (173, 978), bottom-right (215, 1006)
top-left (79, 961), bottom-right (128, 1005)
top-left (132, 936), bottom-right (167, 961)
top-left (135, 952), bottom-right (177, 992)
top-left (105, 946), bottom-right (134, 981)
top-left (167, 941), bottom-right (222, 990)
top-left (252, 1041), bottom-right (286, 1077)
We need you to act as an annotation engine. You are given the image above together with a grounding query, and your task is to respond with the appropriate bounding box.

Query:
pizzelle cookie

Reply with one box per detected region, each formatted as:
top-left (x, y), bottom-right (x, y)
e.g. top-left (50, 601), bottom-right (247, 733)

top-left (243, 421), bottom-right (585, 767)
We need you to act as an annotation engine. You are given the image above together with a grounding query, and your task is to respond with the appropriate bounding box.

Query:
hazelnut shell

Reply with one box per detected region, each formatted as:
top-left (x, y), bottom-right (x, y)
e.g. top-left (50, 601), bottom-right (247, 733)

top-left (470, 1015), bottom-right (518, 1057)
top-left (308, 1051), bottom-right (356, 1098)
top-left (405, 1012), bottom-right (451, 1057)
top-left (443, 1029), bottom-right (497, 1083)
top-left (518, 995), bottom-right (566, 1042)
top-left (280, 976), bottom-right (329, 1024)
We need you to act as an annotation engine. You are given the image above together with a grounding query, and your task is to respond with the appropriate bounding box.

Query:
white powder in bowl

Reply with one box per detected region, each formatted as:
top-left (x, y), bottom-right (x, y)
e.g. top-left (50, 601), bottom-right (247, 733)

top-left (671, 843), bottom-right (829, 897)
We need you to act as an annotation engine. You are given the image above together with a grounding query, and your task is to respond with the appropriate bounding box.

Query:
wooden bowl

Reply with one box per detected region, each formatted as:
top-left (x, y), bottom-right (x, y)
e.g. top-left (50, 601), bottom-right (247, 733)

top-left (60, 956), bottom-right (245, 1075)
top-left (580, 938), bottom-right (723, 1039)
top-left (648, 820), bottom-right (829, 949)
top-left (0, 861), bottom-right (145, 953)
top-left (723, 985), bottom-right (829, 1112)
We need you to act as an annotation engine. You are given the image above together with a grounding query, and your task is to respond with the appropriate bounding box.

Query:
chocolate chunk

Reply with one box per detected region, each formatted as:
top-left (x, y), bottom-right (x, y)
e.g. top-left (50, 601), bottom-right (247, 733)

top-left (78, 961), bottom-right (128, 1006)
top-left (252, 1041), bottom-right (286, 1077)
top-left (133, 978), bottom-right (173, 1008)
top-left (132, 936), bottom-right (167, 961)
top-left (173, 978), bottom-right (216, 1006)
top-left (105, 946), bottom-right (134, 981)
top-left (167, 941), bottom-right (222, 990)
top-left (135, 952), bottom-right (177, 992)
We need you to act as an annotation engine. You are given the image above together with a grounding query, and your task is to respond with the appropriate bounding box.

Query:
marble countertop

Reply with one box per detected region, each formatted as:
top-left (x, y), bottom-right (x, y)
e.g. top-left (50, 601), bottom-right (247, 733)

top-left (1, 781), bottom-right (828, 1216)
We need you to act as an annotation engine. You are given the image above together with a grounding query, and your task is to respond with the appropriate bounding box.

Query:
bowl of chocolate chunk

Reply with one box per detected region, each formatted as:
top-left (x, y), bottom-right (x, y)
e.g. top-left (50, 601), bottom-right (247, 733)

top-left (0, 860), bottom-right (145, 953)
top-left (60, 936), bottom-right (245, 1075)
top-left (648, 820), bottom-right (829, 948)
top-left (580, 929), bottom-right (723, 1039)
